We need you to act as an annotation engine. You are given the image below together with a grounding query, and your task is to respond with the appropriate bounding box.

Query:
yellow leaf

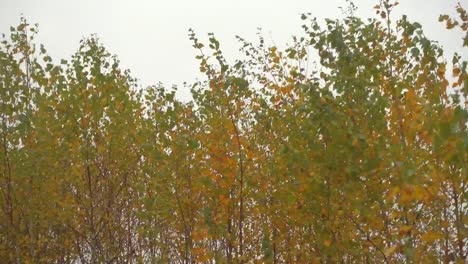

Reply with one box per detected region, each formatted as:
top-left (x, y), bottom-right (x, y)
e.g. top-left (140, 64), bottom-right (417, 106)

top-left (405, 89), bottom-right (416, 102)
top-left (421, 231), bottom-right (442, 243)
top-left (437, 63), bottom-right (446, 78)
top-left (320, 97), bottom-right (327, 105)
top-left (413, 186), bottom-right (430, 202)
top-left (280, 85), bottom-right (293, 94)
top-left (390, 211), bottom-right (400, 220)
top-left (399, 225), bottom-right (412, 236)
top-left (384, 245), bottom-right (398, 257)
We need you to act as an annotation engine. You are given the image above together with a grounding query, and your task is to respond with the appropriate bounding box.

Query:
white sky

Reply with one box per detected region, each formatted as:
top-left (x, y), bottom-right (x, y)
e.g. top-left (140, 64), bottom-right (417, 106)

top-left (1, 0), bottom-right (466, 100)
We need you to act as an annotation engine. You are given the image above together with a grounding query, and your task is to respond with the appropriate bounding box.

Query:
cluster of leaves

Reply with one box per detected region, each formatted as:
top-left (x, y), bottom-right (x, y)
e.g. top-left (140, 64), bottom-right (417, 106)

top-left (0, 1), bottom-right (466, 263)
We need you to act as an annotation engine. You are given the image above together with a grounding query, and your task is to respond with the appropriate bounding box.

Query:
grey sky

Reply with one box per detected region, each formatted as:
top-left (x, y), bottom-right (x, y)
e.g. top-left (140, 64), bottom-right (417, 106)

top-left (1, 0), bottom-right (466, 100)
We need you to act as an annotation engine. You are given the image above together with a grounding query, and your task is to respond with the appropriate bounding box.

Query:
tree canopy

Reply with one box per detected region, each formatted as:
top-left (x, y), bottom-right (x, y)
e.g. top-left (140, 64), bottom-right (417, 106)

top-left (0, 0), bottom-right (466, 263)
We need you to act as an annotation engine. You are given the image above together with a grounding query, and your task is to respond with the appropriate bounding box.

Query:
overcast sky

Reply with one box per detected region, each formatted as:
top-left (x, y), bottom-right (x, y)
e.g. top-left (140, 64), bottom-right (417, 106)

top-left (1, 0), bottom-right (466, 100)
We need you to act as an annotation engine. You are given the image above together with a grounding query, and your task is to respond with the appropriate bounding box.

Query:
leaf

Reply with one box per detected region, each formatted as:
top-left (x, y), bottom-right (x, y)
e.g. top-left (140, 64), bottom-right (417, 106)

top-left (439, 14), bottom-right (449, 22)
top-left (411, 47), bottom-right (420, 57)
top-left (399, 225), bottom-right (412, 236)
top-left (421, 231), bottom-right (442, 243)
top-left (384, 245), bottom-right (398, 257)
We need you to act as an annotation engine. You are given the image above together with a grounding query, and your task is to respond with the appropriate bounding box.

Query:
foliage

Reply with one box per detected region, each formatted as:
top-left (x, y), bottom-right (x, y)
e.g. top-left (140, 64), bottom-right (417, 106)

top-left (0, 1), bottom-right (466, 263)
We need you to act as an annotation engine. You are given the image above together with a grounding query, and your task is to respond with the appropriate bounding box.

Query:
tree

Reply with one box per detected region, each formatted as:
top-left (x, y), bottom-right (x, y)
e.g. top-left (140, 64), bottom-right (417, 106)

top-left (0, 1), bottom-right (466, 263)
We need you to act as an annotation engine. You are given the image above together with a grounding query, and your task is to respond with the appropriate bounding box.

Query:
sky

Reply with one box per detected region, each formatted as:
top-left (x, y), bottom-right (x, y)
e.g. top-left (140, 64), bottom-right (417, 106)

top-left (0, 0), bottom-right (466, 100)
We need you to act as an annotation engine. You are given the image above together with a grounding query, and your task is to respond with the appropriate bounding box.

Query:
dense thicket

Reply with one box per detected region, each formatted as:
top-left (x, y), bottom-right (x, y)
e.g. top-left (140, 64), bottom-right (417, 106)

top-left (0, 1), bottom-right (466, 263)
